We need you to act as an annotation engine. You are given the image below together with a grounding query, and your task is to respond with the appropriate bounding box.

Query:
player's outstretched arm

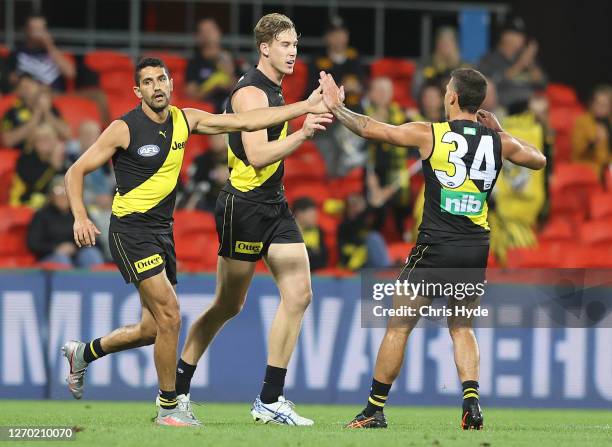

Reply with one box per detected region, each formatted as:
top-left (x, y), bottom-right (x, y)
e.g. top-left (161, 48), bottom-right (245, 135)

top-left (65, 120), bottom-right (128, 247)
top-left (477, 109), bottom-right (546, 170)
top-left (183, 85), bottom-right (329, 135)
top-left (319, 72), bottom-right (430, 155)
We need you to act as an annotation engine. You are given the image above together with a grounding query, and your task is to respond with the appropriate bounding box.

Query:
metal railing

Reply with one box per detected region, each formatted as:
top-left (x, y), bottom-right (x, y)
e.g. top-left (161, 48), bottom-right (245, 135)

top-left (2, 0), bottom-right (509, 61)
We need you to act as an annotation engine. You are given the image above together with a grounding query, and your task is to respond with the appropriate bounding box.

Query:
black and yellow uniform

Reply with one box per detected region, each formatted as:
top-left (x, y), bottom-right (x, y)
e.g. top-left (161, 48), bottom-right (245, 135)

top-left (108, 104), bottom-right (190, 285)
top-left (400, 120), bottom-right (502, 283)
top-left (216, 67), bottom-right (302, 261)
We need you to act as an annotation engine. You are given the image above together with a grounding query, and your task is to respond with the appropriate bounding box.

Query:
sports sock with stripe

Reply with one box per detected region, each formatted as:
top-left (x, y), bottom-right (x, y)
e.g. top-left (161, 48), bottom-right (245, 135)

top-left (82, 338), bottom-right (107, 363)
top-left (462, 380), bottom-right (479, 405)
top-left (175, 358), bottom-right (197, 396)
top-left (158, 389), bottom-right (178, 410)
top-left (364, 378), bottom-right (392, 417)
top-left (260, 365), bottom-right (287, 404)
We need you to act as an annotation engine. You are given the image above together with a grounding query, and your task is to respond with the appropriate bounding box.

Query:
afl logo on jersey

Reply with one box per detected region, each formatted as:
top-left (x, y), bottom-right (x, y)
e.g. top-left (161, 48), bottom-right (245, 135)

top-left (137, 144), bottom-right (160, 157)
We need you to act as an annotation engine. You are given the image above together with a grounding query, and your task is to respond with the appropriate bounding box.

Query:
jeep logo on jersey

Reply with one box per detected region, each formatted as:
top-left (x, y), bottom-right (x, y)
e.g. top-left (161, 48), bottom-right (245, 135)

top-left (137, 144), bottom-right (160, 157)
top-left (134, 254), bottom-right (163, 273)
top-left (172, 140), bottom-right (186, 150)
top-left (440, 190), bottom-right (486, 216)
top-left (235, 241), bottom-right (263, 255)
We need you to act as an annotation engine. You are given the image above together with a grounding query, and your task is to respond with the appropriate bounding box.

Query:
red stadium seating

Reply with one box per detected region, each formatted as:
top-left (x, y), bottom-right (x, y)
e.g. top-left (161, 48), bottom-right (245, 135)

top-left (568, 247), bottom-right (612, 268)
top-left (546, 83), bottom-right (579, 108)
top-left (387, 242), bottom-right (414, 265)
top-left (174, 98), bottom-right (215, 112)
top-left (548, 106), bottom-right (584, 162)
top-left (538, 218), bottom-right (575, 243)
top-left (175, 233), bottom-right (217, 270)
top-left (506, 242), bottom-right (570, 268)
top-left (282, 58), bottom-right (308, 104)
top-left (579, 219), bottom-right (612, 247)
top-left (370, 58), bottom-right (416, 108)
top-left (53, 95), bottom-right (102, 134)
top-left (286, 183), bottom-right (332, 207)
top-left (85, 50), bottom-right (134, 73)
top-left (284, 157), bottom-right (326, 184)
top-left (107, 95), bottom-right (140, 119)
top-left (173, 209), bottom-right (216, 236)
top-left (589, 192), bottom-right (612, 219)
top-left (0, 205), bottom-right (35, 232)
top-left (144, 52), bottom-right (187, 98)
top-left (549, 163), bottom-right (602, 220)
top-left (0, 150), bottom-right (20, 204)
top-left (0, 45), bottom-right (9, 58)
top-left (0, 232), bottom-right (29, 257)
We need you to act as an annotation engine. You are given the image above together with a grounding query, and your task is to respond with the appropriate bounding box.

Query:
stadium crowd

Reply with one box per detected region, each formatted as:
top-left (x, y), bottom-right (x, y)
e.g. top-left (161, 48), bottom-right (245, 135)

top-left (0, 14), bottom-right (610, 272)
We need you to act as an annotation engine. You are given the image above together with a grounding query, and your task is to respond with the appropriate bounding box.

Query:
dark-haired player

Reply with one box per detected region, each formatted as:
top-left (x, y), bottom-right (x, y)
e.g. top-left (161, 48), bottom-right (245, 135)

top-left (320, 68), bottom-right (546, 429)
top-left (62, 57), bottom-right (331, 427)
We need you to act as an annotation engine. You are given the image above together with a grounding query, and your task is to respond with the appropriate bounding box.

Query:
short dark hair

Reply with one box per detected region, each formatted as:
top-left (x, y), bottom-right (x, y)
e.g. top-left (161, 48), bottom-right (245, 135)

top-left (134, 57), bottom-right (169, 85)
top-left (292, 197), bottom-right (316, 214)
top-left (450, 68), bottom-right (487, 113)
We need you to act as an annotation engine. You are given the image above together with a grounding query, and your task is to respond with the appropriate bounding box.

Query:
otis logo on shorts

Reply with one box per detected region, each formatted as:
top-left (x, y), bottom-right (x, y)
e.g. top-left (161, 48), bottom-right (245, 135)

top-left (137, 144), bottom-right (160, 157)
top-left (235, 241), bottom-right (263, 255)
top-left (134, 253), bottom-right (163, 273)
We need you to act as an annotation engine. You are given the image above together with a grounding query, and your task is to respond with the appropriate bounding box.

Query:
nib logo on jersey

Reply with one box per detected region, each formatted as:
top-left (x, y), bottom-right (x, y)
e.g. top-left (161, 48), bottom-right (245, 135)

top-left (441, 189), bottom-right (486, 216)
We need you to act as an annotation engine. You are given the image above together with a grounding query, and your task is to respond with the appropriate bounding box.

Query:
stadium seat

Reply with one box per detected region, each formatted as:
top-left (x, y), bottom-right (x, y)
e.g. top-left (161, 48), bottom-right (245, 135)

top-left (0, 205), bottom-right (35, 232)
top-left (176, 233), bottom-right (217, 270)
top-left (0, 150), bottom-right (19, 205)
top-left (0, 233), bottom-right (29, 256)
top-left (549, 106), bottom-right (584, 161)
top-left (589, 192), bottom-right (612, 219)
top-left (334, 167), bottom-right (364, 198)
top-left (173, 209), bottom-right (216, 236)
top-left (282, 58), bottom-right (308, 104)
top-left (286, 183), bottom-right (331, 207)
top-left (0, 254), bottom-right (36, 268)
top-left (387, 242), bottom-right (414, 265)
top-left (370, 58), bottom-right (416, 108)
top-left (107, 95), bottom-right (140, 119)
top-left (84, 50), bottom-right (134, 73)
top-left (550, 163), bottom-right (602, 219)
top-left (284, 157), bottom-right (326, 184)
top-left (506, 242), bottom-right (570, 268)
top-left (0, 45), bottom-right (9, 58)
top-left (579, 219), bottom-right (612, 247)
top-left (181, 133), bottom-right (210, 180)
top-left (546, 83), bottom-right (579, 108)
top-left (568, 247), bottom-right (612, 268)
top-left (53, 95), bottom-right (102, 134)
top-left (538, 218), bottom-right (575, 243)
top-left (174, 98), bottom-right (215, 112)
top-left (99, 70), bottom-right (136, 98)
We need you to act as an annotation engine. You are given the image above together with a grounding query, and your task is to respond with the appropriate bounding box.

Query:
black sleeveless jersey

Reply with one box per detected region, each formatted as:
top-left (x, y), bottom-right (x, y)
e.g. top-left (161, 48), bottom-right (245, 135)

top-left (222, 67), bottom-right (288, 204)
top-left (110, 104), bottom-right (190, 233)
top-left (418, 120), bottom-right (503, 245)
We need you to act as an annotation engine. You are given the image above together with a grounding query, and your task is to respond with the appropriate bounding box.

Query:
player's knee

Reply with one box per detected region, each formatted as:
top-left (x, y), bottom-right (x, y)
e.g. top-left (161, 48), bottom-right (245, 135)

top-left (157, 306), bottom-right (182, 333)
top-left (216, 299), bottom-right (245, 320)
top-left (284, 287), bottom-right (312, 314)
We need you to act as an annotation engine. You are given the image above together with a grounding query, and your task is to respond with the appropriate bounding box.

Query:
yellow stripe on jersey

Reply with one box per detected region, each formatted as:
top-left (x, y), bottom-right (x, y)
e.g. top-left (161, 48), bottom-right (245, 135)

top-left (112, 106), bottom-right (188, 217)
top-left (430, 122), bottom-right (489, 230)
top-left (227, 121), bottom-right (288, 192)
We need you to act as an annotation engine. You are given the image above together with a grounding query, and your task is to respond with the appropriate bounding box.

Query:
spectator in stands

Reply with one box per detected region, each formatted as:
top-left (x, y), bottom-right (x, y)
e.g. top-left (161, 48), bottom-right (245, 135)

top-left (308, 16), bottom-right (366, 109)
top-left (9, 124), bottom-right (65, 208)
top-left (64, 120), bottom-right (113, 261)
top-left (571, 85), bottom-right (612, 180)
top-left (179, 133), bottom-right (228, 212)
top-left (481, 79), bottom-right (507, 119)
top-left (293, 197), bottom-right (329, 271)
top-left (184, 18), bottom-right (236, 112)
top-left (1, 73), bottom-right (70, 150)
top-left (407, 82), bottom-right (445, 123)
top-left (27, 177), bottom-right (104, 268)
top-left (337, 192), bottom-right (391, 270)
top-left (478, 16), bottom-right (547, 113)
top-left (7, 15), bottom-right (75, 92)
top-left (412, 27), bottom-right (466, 98)
top-left (363, 77), bottom-right (412, 237)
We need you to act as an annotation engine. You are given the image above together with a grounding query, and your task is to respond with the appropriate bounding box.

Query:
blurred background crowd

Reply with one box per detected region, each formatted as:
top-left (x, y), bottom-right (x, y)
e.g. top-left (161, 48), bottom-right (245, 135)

top-left (0, 0), bottom-right (610, 274)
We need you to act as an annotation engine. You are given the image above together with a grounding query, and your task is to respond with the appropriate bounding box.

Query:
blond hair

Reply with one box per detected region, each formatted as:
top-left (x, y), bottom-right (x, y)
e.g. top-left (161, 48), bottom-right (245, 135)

top-left (254, 13), bottom-right (296, 51)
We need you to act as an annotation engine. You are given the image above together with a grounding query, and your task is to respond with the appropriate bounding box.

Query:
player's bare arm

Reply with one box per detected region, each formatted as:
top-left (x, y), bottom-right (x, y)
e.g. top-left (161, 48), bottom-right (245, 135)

top-left (183, 85), bottom-right (330, 135)
top-left (319, 72), bottom-right (432, 158)
top-left (477, 109), bottom-right (546, 170)
top-left (64, 120), bottom-right (129, 248)
top-left (229, 86), bottom-right (332, 168)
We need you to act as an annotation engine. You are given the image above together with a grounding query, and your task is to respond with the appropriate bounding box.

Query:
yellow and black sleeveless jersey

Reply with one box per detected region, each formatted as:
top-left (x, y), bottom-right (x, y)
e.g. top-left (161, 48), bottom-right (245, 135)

top-left (418, 120), bottom-right (503, 245)
top-left (110, 104), bottom-right (190, 233)
top-left (222, 67), bottom-right (288, 204)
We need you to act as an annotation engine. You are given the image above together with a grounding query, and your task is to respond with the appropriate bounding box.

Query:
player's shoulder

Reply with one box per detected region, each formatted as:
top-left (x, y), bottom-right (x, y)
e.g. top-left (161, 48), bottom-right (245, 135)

top-left (232, 85), bottom-right (269, 110)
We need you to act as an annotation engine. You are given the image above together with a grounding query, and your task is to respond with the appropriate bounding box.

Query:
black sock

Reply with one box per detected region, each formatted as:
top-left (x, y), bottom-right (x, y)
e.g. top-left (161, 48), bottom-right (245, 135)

top-left (462, 380), bottom-right (479, 407)
top-left (364, 378), bottom-right (392, 417)
top-left (260, 365), bottom-right (287, 404)
top-left (175, 358), bottom-right (197, 396)
top-left (83, 338), bottom-right (106, 363)
top-left (158, 389), bottom-right (178, 410)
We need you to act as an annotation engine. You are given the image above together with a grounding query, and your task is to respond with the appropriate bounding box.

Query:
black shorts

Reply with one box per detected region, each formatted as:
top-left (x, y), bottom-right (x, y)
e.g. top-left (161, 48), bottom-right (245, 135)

top-left (398, 243), bottom-right (489, 297)
top-left (109, 231), bottom-right (177, 285)
top-left (215, 191), bottom-right (303, 261)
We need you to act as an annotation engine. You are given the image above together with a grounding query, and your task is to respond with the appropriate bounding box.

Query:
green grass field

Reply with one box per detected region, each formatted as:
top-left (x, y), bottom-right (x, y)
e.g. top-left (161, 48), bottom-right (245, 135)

top-left (1, 401), bottom-right (610, 447)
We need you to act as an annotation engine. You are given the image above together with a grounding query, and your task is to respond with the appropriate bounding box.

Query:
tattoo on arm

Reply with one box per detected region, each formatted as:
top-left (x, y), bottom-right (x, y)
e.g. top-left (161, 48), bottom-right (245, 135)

top-left (333, 105), bottom-right (371, 136)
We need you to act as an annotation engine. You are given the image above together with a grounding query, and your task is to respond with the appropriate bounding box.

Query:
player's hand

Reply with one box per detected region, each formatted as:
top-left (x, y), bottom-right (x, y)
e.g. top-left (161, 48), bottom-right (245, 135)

top-left (301, 113), bottom-right (333, 139)
top-left (73, 217), bottom-right (101, 248)
top-left (319, 72), bottom-right (345, 111)
top-left (477, 109), bottom-right (503, 132)
top-left (306, 84), bottom-right (329, 114)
